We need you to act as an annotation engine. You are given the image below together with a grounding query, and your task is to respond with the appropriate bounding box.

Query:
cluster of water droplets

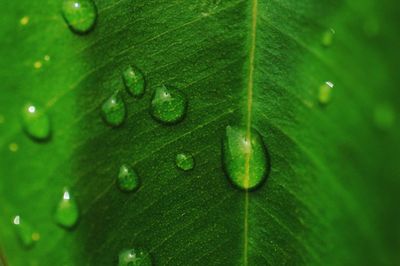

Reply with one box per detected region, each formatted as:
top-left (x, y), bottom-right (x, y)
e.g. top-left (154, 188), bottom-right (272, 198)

top-left (12, 0), bottom-right (354, 262)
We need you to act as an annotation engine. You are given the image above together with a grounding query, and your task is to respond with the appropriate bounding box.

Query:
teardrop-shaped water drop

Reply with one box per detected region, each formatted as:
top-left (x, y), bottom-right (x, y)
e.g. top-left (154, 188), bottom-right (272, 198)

top-left (118, 248), bottom-right (152, 266)
top-left (176, 153), bottom-right (195, 171)
top-left (118, 164), bottom-right (140, 192)
top-left (12, 215), bottom-right (39, 248)
top-left (21, 103), bottom-right (51, 141)
top-left (123, 66), bottom-right (145, 98)
top-left (62, 0), bottom-right (97, 34)
top-left (101, 91), bottom-right (126, 127)
top-left (222, 126), bottom-right (270, 190)
top-left (321, 28), bottom-right (335, 47)
top-left (318, 81), bottom-right (334, 105)
top-left (54, 188), bottom-right (79, 229)
top-left (150, 85), bottom-right (187, 124)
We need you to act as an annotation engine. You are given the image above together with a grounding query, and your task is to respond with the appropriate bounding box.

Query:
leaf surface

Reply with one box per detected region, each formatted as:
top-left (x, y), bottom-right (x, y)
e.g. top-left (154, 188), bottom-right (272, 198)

top-left (0, 0), bottom-right (399, 265)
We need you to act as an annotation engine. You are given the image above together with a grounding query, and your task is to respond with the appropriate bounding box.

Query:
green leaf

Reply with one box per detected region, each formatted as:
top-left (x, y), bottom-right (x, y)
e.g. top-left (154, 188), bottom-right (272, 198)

top-left (1, 0), bottom-right (399, 265)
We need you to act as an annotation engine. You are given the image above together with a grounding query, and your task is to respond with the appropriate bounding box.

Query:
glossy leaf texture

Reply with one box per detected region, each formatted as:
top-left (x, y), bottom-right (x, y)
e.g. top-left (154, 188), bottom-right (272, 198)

top-left (1, 0), bottom-right (399, 265)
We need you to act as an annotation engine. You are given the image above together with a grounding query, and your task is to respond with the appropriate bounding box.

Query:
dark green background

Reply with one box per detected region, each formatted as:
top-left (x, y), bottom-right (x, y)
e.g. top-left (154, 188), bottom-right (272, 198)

top-left (0, 0), bottom-right (399, 265)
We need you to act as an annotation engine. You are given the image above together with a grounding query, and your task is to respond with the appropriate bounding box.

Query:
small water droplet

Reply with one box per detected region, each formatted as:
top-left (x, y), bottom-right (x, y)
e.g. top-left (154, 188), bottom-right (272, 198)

top-left (54, 188), bottom-right (79, 229)
top-left (176, 153), bottom-right (195, 171)
top-left (318, 81), bottom-right (334, 105)
top-left (62, 0), bottom-right (97, 34)
top-left (150, 85), bottom-right (187, 124)
top-left (118, 164), bottom-right (140, 192)
top-left (9, 142), bottom-right (19, 152)
top-left (374, 103), bottom-right (395, 130)
top-left (33, 61), bottom-right (42, 69)
top-left (20, 16), bottom-right (29, 26)
top-left (12, 215), bottom-right (39, 248)
top-left (123, 66), bottom-right (145, 98)
top-left (222, 126), bottom-right (270, 190)
top-left (118, 248), bottom-right (152, 266)
top-left (101, 91), bottom-right (126, 127)
top-left (321, 28), bottom-right (335, 47)
top-left (21, 103), bottom-right (51, 141)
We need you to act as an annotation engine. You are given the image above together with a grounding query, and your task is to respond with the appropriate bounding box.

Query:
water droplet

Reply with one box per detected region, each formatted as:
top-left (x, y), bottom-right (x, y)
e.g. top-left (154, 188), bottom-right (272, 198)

top-left (318, 81), bottom-right (334, 105)
top-left (176, 153), bottom-right (195, 171)
top-left (374, 103), bottom-right (395, 130)
top-left (101, 91), bottom-right (126, 127)
top-left (54, 188), bottom-right (79, 229)
top-left (20, 16), bottom-right (29, 26)
top-left (123, 66), bottom-right (145, 98)
top-left (33, 61), bottom-right (42, 69)
top-left (118, 164), bottom-right (140, 192)
top-left (118, 248), bottom-right (152, 266)
top-left (321, 28), bottom-right (335, 47)
top-left (62, 0), bottom-right (97, 34)
top-left (9, 142), bottom-right (19, 152)
top-left (150, 85), bottom-right (187, 124)
top-left (21, 103), bottom-right (51, 141)
top-left (222, 126), bottom-right (270, 190)
top-left (12, 215), bottom-right (39, 248)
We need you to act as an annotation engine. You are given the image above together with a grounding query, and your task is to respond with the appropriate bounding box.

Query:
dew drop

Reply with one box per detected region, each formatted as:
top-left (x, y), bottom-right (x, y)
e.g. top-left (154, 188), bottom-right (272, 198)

top-left (123, 66), bottom-right (145, 98)
top-left (101, 91), bottom-right (126, 127)
top-left (222, 126), bottom-right (270, 190)
top-left (62, 0), bottom-right (97, 34)
top-left (54, 188), bottom-right (79, 229)
top-left (321, 28), bottom-right (335, 47)
top-left (21, 103), bottom-right (51, 141)
top-left (12, 215), bottom-right (39, 248)
top-left (318, 81), bottom-right (334, 105)
top-left (176, 153), bottom-right (195, 171)
top-left (150, 85), bottom-right (187, 124)
top-left (118, 164), bottom-right (140, 192)
top-left (118, 248), bottom-right (152, 266)
top-left (373, 103), bottom-right (395, 130)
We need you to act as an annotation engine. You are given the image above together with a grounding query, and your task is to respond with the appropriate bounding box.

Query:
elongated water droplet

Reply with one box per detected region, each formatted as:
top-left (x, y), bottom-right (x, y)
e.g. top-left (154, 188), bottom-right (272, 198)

top-left (176, 153), bottom-right (195, 171)
top-left (12, 215), bottom-right (39, 248)
top-left (118, 164), bottom-right (140, 192)
top-left (318, 81), bottom-right (334, 105)
top-left (150, 85), bottom-right (187, 124)
top-left (21, 103), bottom-right (51, 141)
top-left (123, 66), bottom-right (145, 98)
top-left (54, 188), bottom-right (79, 229)
top-left (321, 28), bottom-right (335, 47)
top-left (62, 0), bottom-right (97, 34)
top-left (222, 126), bottom-right (270, 190)
top-left (118, 248), bottom-right (152, 266)
top-left (374, 103), bottom-right (395, 130)
top-left (101, 91), bottom-right (126, 127)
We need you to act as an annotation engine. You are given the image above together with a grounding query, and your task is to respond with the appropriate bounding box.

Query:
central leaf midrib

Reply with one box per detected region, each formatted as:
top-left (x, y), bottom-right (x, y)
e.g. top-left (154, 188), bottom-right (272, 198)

top-left (243, 0), bottom-right (258, 265)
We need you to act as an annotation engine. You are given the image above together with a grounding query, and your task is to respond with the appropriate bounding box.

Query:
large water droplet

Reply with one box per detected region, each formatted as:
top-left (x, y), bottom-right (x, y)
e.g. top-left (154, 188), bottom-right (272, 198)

top-left (12, 215), bottom-right (39, 248)
top-left (54, 188), bottom-right (79, 229)
top-left (101, 91), bottom-right (126, 127)
top-left (118, 248), bottom-right (152, 266)
top-left (222, 126), bottom-right (270, 190)
top-left (21, 103), bottom-right (51, 141)
top-left (123, 66), bottom-right (145, 98)
top-left (62, 0), bottom-right (97, 34)
top-left (321, 28), bottom-right (335, 47)
top-left (150, 85), bottom-right (187, 124)
top-left (118, 164), bottom-right (140, 192)
top-left (176, 153), bottom-right (195, 171)
top-left (318, 81), bottom-right (334, 105)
